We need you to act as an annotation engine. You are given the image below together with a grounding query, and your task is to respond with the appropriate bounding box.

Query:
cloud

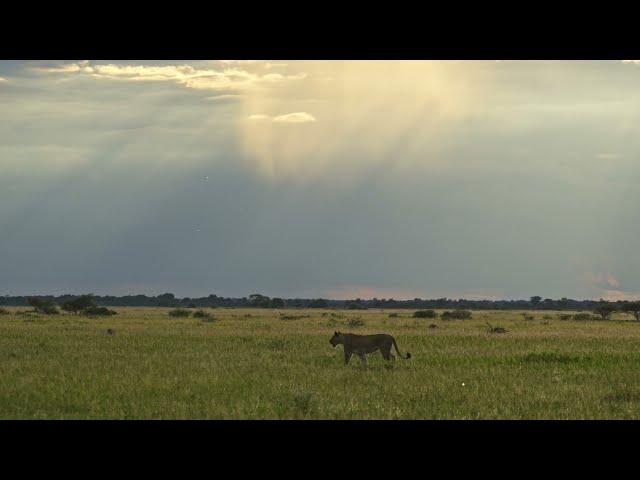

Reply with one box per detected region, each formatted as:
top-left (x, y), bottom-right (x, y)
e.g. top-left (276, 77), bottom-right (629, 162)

top-left (32, 61), bottom-right (307, 92)
top-left (248, 114), bottom-right (271, 121)
top-left (273, 112), bottom-right (316, 123)
top-left (247, 112), bottom-right (316, 124)
top-left (596, 152), bottom-right (621, 160)
top-left (323, 285), bottom-right (505, 300)
top-left (585, 271), bottom-right (621, 290)
top-left (206, 94), bottom-right (243, 102)
top-left (324, 285), bottom-right (427, 300)
top-left (600, 290), bottom-right (640, 301)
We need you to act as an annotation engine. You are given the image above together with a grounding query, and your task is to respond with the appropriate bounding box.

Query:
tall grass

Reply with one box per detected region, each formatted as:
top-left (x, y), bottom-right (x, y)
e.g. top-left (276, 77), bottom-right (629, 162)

top-left (1, 307), bottom-right (640, 419)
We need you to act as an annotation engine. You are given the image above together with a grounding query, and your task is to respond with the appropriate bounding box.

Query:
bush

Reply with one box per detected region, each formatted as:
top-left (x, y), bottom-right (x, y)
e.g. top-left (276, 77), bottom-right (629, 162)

top-left (388, 313), bottom-right (399, 318)
top-left (543, 315), bottom-right (552, 320)
top-left (559, 314), bottom-right (572, 320)
top-left (441, 310), bottom-right (472, 320)
top-left (168, 309), bottom-right (191, 317)
top-left (28, 297), bottom-right (59, 315)
top-left (346, 317), bottom-right (365, 327)
top-left (194, 310), bottom-right (214, 322)
top-left (573, 312), bottom-right (595, 321)
top-left (0, 307), bottom-right (9, 315)
top-left (413, 310), bottom-right (437, 319)
top-left (486, 322), bottom-right (507, 334)
top-left (61, 295), bottom-right (96, 315)
top-left (84, 306), bottom-right (117, 316)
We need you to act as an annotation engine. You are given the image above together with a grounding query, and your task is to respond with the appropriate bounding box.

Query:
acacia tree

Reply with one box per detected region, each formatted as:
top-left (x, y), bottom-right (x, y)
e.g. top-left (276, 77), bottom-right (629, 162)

top-left (620, 302), bottom-right (640, 321)
top-left (61, 294), bottom-right (96, 315)
top-left (269, 297), bottom-right (285, 308)
top-left (593, 302), bottom-right (617, 321)
top-left (28, 297), bottom-right (59, 314)
top-left (248, 294), bottom-right (271, 308)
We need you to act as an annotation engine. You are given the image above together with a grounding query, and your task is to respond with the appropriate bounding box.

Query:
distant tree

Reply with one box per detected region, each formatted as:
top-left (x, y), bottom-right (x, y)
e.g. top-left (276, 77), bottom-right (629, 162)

top-left (593, 302), bottom-right (617, 321)
top-left (620, 302), bottom-right (640, 321)
top-left (249, 294), bottom-right (271, 308)
top-left (270, 297), bottom-right (285, 308)
top-left (61, 295), bottom-right (96, 315)
top-left (308, 298), bottom-right (328, 308)
top-left (157, 293), bottom-right (176, 307)
top-left (530, 296), bottom-right (542, 307)
top-left (28, 297), bottom-right (59, 315)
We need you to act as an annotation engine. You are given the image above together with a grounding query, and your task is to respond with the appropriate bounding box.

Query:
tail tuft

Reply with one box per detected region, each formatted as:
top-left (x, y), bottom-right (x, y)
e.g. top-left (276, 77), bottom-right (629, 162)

top-left (406, 352), bottom-right (412, 359)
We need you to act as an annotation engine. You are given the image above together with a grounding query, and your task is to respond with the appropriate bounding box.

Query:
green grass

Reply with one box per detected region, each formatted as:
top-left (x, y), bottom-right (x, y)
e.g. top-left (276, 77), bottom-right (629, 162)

top-left (2, 307), bottom-right (640, 419)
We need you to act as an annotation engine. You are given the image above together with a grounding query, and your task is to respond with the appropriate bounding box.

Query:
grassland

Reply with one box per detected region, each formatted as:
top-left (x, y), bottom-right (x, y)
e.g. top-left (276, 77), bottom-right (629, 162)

top-left (2, 307), bottom-right (640, 419)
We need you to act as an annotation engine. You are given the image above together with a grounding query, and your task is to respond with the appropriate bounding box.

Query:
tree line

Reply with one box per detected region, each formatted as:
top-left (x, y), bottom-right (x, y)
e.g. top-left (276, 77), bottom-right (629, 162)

top-left (1, 293), bottom-right (639, 315)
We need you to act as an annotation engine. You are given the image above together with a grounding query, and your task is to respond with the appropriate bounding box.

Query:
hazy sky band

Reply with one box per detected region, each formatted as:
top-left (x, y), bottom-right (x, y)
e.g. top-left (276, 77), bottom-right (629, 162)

top-left (1, 60), bottom-right (639, 300)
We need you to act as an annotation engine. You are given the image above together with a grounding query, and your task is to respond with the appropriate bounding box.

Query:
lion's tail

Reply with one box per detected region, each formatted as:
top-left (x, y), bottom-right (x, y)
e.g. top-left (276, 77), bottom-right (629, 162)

top-left (392, 338), bottom-right (411, 359)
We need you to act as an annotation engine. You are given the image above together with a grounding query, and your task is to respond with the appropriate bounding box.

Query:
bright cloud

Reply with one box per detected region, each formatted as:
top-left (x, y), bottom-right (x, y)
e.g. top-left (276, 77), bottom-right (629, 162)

top-left (248, 112), bottom-right (317, 124)
top-left (596, 152), bottom-right (621, 160)
top-left (273, 112), bottom-right (316, 123)
top-left (33, 61), bottom-right (307, 92)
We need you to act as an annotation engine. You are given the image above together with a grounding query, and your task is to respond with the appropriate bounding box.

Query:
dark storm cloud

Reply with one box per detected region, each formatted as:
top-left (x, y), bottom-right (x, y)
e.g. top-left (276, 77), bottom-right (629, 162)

top-left (2, 61), bottom-right (640, 299)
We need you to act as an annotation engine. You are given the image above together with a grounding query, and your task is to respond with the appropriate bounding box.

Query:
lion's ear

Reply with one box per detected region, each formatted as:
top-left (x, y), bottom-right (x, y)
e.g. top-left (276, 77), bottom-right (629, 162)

top-left (334, 331), bottom-right (338, 335)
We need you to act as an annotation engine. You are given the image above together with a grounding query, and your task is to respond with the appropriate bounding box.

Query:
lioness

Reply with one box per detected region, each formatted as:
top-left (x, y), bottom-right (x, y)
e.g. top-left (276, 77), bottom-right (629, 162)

top-left (329, 331), bottom-right (411, 366)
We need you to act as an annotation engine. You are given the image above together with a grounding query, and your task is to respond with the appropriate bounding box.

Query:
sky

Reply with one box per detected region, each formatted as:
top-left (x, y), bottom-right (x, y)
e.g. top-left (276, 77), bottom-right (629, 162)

top-left (1, 60), bottom-right (640, 300)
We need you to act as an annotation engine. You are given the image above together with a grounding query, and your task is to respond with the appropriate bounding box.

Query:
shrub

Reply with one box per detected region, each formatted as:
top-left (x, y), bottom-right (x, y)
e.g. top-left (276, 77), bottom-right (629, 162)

top-left (388, 313), bottom-right (399, 318)
top-left (28, 297), bottom-right (59, 315)
top-left (413, 310), bottom-right (437, 319)
top-left (441, 310), bottom-right (472, 320)
top-left (168, 309), bottom-right (191, 317)
top-left (573, 312), bottom-right (593, 321)
top-left (486, 322), bottom-right (507, 334)
top-left (291, 391), bottom-right (315, 415)
top-left (559, 314), bottom-right (572, 320)
top-left (543, 315), bottom-right (552, 320)
top-left (194, 310), bottom-right (214, 322)
top-left (84, 306), bottom-right (117, 316)
top-left (0, 307), bottom-right (9, 315)
top-left (61, 295), bottom-right (96, 315)
top-left (346, 317), bottom-right (365, 327)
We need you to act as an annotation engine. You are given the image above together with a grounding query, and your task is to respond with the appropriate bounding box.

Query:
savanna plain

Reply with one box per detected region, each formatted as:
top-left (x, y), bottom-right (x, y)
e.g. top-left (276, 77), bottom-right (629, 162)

top-left (2, 307), bottom-right (640, 419)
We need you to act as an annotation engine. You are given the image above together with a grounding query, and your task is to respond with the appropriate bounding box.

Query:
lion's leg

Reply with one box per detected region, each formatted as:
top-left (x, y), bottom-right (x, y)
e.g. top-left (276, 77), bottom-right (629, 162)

top-left (344, 350), bottom-right (352, 365)
top-left (357, 353), bottom-right (367, 366)
top-left (381, 346), bottom-right (393, 361)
